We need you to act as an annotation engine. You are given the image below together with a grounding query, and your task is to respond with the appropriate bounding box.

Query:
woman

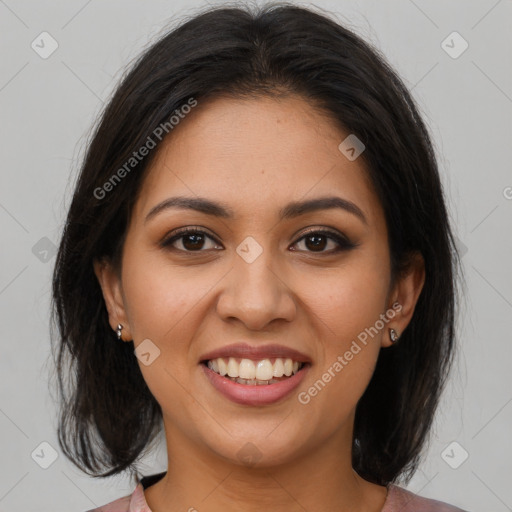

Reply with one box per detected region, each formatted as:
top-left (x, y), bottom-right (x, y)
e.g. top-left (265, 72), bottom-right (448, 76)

top-left (51, 3), bottom-right (468, 511)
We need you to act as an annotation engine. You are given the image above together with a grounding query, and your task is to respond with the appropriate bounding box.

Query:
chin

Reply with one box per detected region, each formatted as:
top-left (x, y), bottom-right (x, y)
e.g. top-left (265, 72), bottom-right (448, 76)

top-left (202, 431), bottom-right (307, 470)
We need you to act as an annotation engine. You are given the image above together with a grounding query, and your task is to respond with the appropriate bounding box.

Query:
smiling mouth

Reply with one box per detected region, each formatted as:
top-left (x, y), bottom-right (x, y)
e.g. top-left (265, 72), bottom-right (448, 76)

top-left (201, 357), bottom-right (308, 386)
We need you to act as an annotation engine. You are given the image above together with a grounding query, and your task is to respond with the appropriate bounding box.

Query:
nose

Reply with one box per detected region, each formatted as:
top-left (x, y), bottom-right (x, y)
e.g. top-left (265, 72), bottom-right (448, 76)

top-left (216, 244), bottom-right (296, 330)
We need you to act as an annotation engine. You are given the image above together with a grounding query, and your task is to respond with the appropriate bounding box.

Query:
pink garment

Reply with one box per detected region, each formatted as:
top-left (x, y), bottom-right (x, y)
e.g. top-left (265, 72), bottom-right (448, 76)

top-left (86, 475), bottom-right (469, 512)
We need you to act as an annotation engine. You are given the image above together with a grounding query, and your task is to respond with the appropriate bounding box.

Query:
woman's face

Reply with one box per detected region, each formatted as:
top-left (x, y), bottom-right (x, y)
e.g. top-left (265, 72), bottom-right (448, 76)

top-left (96, 94), bottom-right (422, 469)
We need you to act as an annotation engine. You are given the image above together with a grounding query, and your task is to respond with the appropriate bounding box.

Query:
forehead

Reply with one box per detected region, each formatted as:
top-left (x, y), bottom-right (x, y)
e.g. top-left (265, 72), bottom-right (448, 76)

top-left (133, 95), bottom-right (383, 228)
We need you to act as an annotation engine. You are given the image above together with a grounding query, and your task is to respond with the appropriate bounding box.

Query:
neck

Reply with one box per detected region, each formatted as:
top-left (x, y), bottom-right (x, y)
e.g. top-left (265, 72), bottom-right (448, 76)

top-left (143, 420), bottom-right (388, 512)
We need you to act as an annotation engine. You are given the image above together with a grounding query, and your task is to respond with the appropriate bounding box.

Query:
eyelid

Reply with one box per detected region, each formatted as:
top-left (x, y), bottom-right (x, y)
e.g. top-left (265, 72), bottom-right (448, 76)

top-left (165, 225), bottom-right (218, 240)
top-left (295, 226), bottom-right (351, 242)
top-left (160, 226), bottom-right (222, 249)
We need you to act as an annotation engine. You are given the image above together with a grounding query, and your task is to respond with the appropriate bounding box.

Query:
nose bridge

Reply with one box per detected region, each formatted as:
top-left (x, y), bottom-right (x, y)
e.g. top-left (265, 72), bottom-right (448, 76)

top-left (216, 235), bottom-right (295, 328)
top-left (237, 238), bottom-right (278, 292)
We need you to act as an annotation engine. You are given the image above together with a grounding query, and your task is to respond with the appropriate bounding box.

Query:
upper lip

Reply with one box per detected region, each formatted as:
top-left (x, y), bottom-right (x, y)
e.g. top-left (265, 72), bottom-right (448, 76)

top-left (199, 343), bottom-right (312, 364)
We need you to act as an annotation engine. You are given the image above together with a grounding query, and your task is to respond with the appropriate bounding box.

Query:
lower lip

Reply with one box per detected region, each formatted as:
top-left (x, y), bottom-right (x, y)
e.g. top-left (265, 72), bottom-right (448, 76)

top-left (201, 363), bottom-right (310, 406)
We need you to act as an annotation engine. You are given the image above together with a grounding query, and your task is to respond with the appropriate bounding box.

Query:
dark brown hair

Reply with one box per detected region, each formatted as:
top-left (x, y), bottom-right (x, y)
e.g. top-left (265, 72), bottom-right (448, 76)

top-left (50, 1), bottom-right (463, 486)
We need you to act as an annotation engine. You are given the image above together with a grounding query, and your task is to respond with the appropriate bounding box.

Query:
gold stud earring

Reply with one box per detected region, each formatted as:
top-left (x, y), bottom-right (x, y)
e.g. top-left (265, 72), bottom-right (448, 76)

top-left (389, 328), bottom-right (400, 344)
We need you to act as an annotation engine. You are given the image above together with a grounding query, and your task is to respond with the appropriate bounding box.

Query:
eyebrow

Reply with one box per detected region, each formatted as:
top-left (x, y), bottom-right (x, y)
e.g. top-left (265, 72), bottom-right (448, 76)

top-left (144, 195), bottom-right (368, 225)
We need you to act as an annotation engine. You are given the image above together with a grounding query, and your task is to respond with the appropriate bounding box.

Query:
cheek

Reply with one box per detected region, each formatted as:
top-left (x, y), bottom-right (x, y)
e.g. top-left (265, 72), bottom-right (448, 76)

top-left (119, 249), bottom-right (213, 408)
top-left (298, 254), bottom-right (390, 345)
top-left (292, 252), bottom-right (389, 424)
top-left (121, 247), bottom-right (212, 342)
top-left (298, 345), bottom-right (379, 439)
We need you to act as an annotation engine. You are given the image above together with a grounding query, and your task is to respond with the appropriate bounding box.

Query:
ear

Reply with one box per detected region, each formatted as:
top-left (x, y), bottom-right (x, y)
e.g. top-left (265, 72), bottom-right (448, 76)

top-left (383, 251), bottom-right (425, 347)
top-left (93, 257), bottom-right (131, 341)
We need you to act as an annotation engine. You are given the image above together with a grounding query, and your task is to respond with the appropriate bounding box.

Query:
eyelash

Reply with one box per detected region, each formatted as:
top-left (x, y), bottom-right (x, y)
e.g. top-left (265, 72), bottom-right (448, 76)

top-left (160, 226), bottom-right (357, 255)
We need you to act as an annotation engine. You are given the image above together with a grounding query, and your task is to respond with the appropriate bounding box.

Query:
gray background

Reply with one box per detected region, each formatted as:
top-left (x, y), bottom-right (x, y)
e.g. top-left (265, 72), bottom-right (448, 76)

top-left (1, 0), bottom-right (511, 511)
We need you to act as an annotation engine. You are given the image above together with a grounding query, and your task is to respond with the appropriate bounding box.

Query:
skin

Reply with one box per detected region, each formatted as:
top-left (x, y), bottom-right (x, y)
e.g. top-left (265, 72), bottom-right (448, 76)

top-left (94, 95), bottom-right (425, 512)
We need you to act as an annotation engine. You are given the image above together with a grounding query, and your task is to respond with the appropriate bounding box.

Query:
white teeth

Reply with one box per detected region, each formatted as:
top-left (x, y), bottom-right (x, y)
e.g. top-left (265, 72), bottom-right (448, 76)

top-left (228, 377), bottom-right (282, 385)
top-left (207, 357), bottom-right (303, 380)
top-left (273, 358), bottom-right (285, 377)
top-left (239, 359), bottom-right (256, 379)
top-left (283, 358), bottom-right (293, 376)
top-left (256, 359), bottom-right (273, 380)
top-left (217, 358), bottom-right (227, 376)
top-left (227, 357), bottom-right (238, 378)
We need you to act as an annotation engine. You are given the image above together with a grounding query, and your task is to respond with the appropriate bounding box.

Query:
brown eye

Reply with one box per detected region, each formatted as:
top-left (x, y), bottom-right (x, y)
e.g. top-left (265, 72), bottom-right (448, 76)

top-left (161, 228), bottom-right (222, 252)
top-left (291, 229), bottom-right (356, 254)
